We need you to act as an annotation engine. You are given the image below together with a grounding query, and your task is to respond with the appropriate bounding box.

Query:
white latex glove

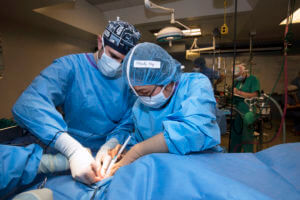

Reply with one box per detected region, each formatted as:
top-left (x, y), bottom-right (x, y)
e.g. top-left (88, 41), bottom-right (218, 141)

top-left (95, 138), bottom-right (119, 178)
top-left (55, 132), bottom-right (101, 184)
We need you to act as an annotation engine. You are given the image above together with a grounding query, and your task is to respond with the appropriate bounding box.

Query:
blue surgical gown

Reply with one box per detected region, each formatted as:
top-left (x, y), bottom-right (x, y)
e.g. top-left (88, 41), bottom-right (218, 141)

top-left (12, 53), bottom-right (135, 150)
top-left (132, 73), bottom-right (220, 154)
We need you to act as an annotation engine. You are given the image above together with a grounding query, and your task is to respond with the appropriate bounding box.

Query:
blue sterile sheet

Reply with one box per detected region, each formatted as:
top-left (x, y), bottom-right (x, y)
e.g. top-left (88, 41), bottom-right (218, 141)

top-left (106, 143), bottom-right (300, 200)
top-left (2, 143), bottom-right (300, 200)
top-left (0, 144), bottom-right (43, 198)
top-left (32, 175), bottom-right (112, 200)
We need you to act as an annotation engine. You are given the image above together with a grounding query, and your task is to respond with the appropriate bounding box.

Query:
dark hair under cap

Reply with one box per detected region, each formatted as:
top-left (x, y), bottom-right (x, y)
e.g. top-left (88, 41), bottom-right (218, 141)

top-left (194, 57), bottom-right (206, 68)
top-left (103, 20), bottom-right (141, 55)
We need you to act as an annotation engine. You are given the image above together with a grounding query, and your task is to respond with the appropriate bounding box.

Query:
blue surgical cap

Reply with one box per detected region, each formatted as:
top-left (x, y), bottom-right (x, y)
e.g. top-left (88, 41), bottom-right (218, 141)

top-left (103, 20), bottom-right (141, 55)
top-left (123, 42), bottom-right (181, 86)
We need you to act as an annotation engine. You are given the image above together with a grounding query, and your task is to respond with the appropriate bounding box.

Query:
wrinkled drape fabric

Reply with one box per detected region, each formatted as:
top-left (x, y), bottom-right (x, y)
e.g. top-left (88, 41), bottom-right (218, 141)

top-left (0, 144), bottom-right (43, 197)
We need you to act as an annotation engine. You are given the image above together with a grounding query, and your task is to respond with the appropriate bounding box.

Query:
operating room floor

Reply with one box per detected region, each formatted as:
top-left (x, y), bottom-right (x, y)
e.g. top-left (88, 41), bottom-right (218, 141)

top-left (221, 118), bottom-right (300, 153)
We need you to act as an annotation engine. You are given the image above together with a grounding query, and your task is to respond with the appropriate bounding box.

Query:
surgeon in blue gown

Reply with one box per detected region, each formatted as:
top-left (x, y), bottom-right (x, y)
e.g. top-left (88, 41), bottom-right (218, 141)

top-left (109, 42), bottom-right (220, 175)
top-left (12, 20), bottom-right (140, 185)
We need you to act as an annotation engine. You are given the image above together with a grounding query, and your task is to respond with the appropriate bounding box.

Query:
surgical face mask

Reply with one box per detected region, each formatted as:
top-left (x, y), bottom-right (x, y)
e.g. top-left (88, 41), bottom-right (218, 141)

top-left (97, 51), bottom-right (121, 77)
top-left (234, 68), bottom-right (241, 76)
top-left (234, 64), bottom-right (247, 76)
top-left (235, 75), bottom-right (244, 81)
top-left (97, 38), bottom-right (122, 77)
top-left (139, 85), bottom-right (174, 109)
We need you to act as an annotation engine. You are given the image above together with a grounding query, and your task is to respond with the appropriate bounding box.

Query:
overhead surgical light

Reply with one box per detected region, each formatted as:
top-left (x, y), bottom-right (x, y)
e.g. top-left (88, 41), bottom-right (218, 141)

top-left (280, 8), bottom-right (300, 25)
top-left (182, 28), bottom-right (201, 36)
top-left (154, 28), bottom-right (201, 37)
top-left (156, 26), bottom-right (184, 47)
top-left (145, 0), bottom-right (191, 46)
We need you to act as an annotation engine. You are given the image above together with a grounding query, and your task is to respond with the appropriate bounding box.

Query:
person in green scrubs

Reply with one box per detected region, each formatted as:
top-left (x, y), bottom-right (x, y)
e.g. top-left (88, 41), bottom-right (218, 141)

top-left (229, 63), bottom-right (260, 152)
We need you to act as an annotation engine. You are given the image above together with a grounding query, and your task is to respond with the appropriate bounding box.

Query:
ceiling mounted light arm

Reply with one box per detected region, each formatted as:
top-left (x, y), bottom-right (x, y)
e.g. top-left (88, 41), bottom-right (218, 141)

top-left (145, 0), bottom-right (174, 13)
top-left (190, 38), bottom-right (199, 50)
top-left (188, 36), bottom-right (216, 52)
top-left (171, 14), bottom-right (191, 30)
top-left (186, 36), bottom-right (215, 60)
top-left (145, 0), bottom-right (190, 30)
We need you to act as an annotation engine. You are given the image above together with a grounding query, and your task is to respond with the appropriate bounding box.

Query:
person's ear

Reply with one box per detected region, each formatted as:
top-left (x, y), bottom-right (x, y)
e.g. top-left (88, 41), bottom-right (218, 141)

top-left (97, 35), bottom-right (103, 51)
top-left (165, 82), bottom-right (174, 95)
top-left (167, 82), bottom-right (174, 90)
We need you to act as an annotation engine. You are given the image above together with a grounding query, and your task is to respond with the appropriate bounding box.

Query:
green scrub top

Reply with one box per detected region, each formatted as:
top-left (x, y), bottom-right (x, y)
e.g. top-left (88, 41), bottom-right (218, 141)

top-left (230, 75), bottom-right (260, 152)
top-left (233, 75), bottom-right (260, 114)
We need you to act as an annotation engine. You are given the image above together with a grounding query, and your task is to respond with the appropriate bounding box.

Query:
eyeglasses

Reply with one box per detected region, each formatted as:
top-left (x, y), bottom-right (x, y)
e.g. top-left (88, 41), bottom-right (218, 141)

top-left (137, 85), bottom-right (162, 98)
top-left (148, 85), bottom-right (158, 97)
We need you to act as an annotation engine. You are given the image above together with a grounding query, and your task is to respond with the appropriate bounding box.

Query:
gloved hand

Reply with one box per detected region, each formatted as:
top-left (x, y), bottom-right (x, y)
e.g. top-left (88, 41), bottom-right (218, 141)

top-left (55, 132), bottom-right (101, 185)
top-left (108, 133), bottom-right (168, 177)
top-left (95, 138), bottom-right (119, 178)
